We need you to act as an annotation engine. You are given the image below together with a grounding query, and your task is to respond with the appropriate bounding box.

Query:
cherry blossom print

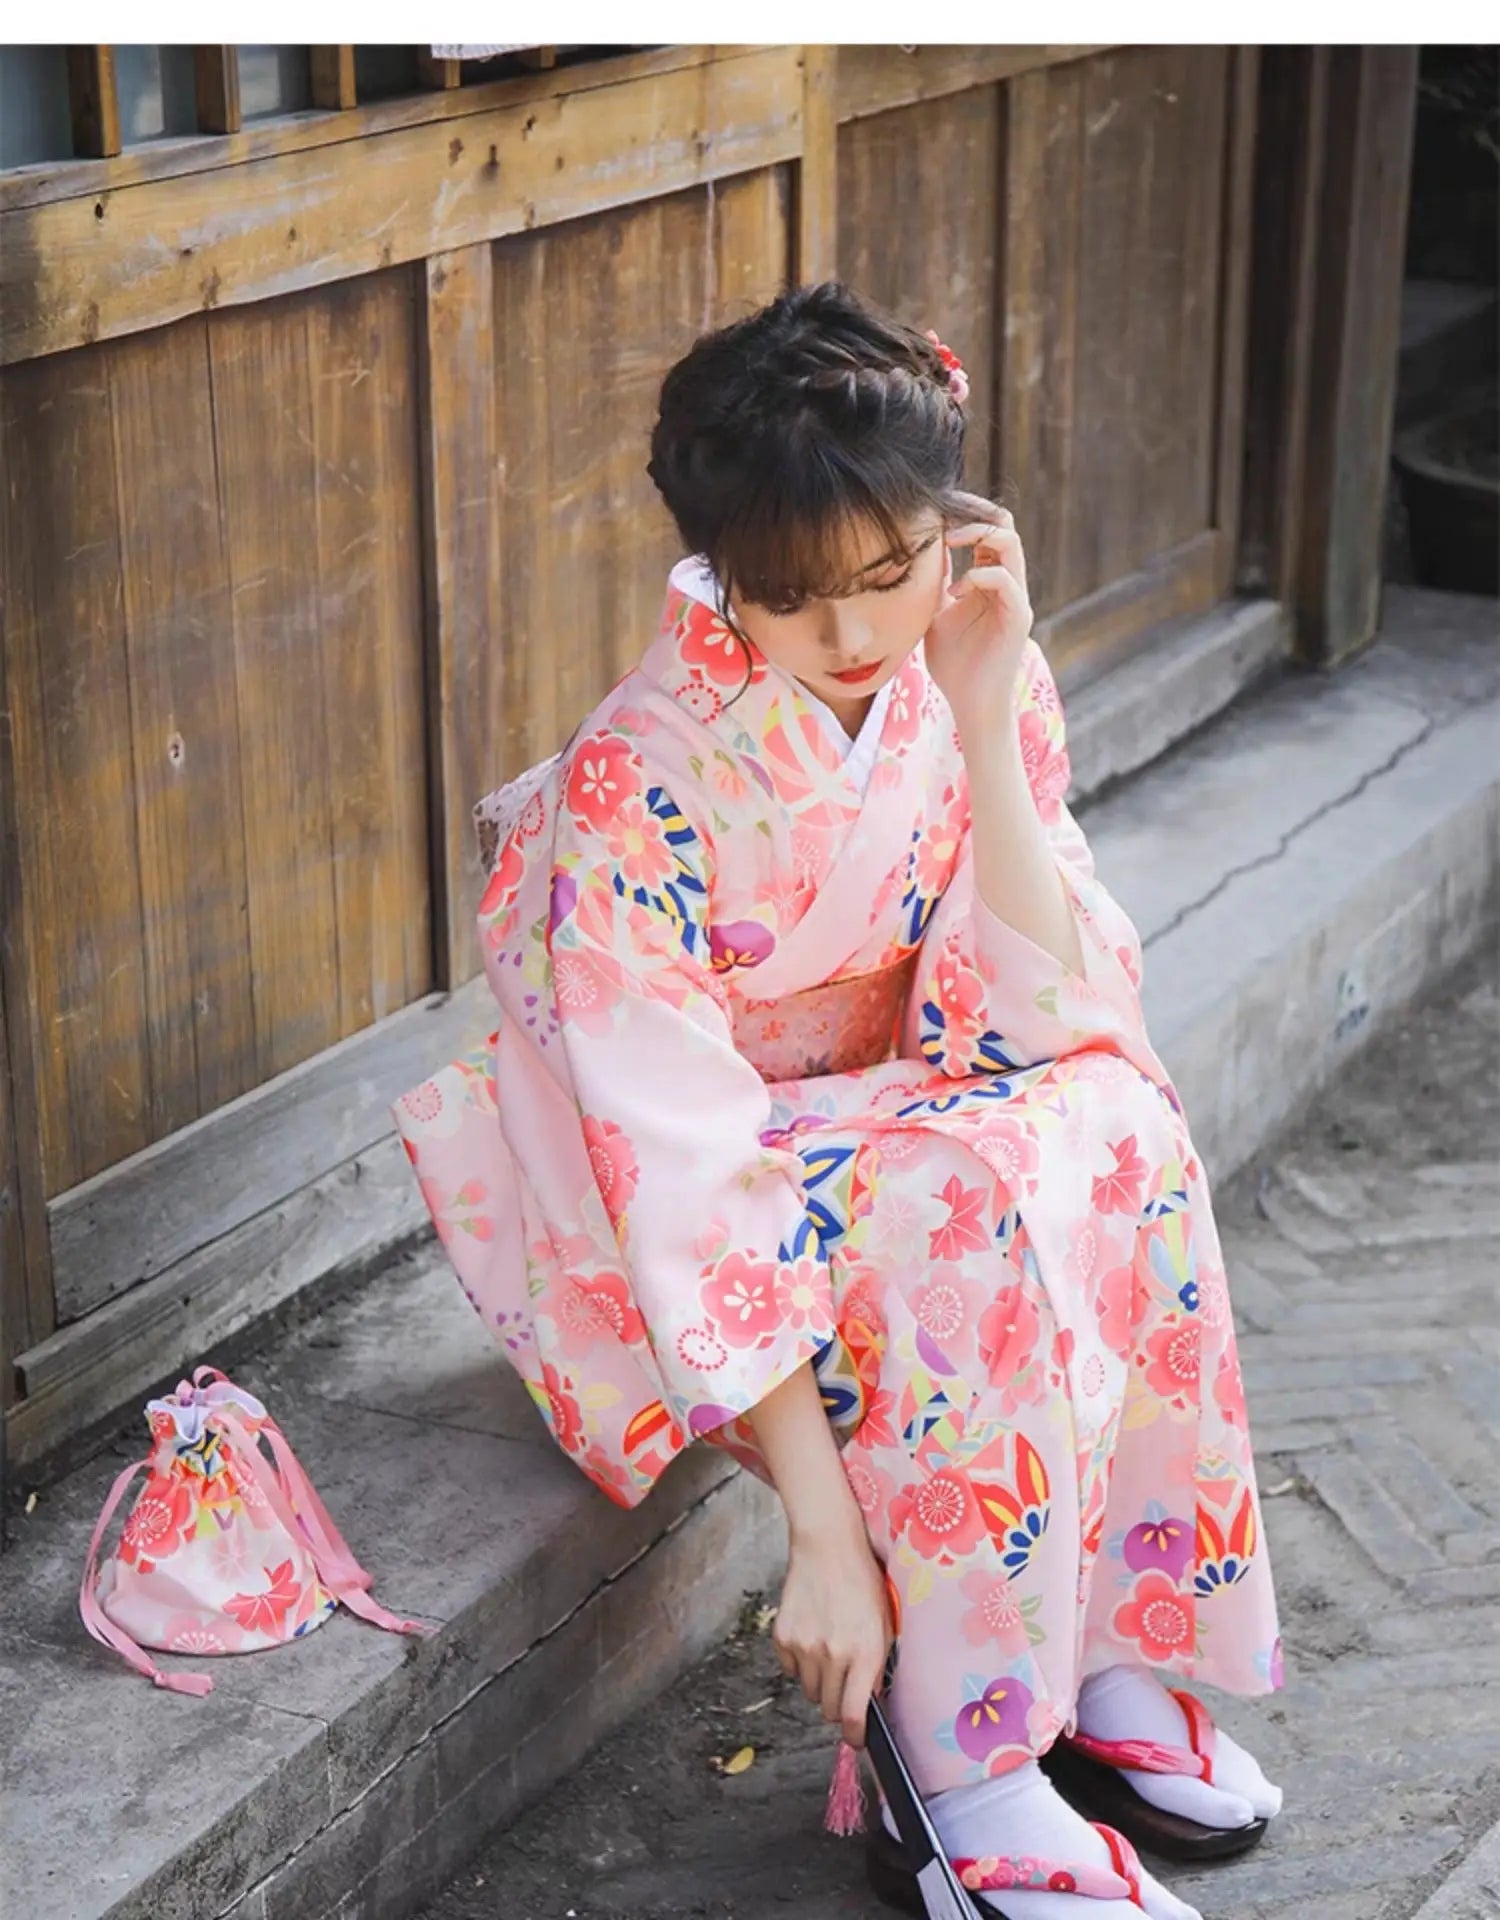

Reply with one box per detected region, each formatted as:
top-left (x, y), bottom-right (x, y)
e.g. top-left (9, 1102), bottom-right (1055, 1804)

top-left (120, 1471), bottom-right (196, 1572)
top-left (566, 732), bottom-right (641, 832)
top-left (701, 1253), bottom-right (783, 1349)
top-left (968, 1116), bottom-right (1040, 1195)
top-left (891, 1466), bottom-right (989, 1563)
top-left (959, 1569), bottom-right (1032, 1654)
top-left (1095, 1258), bottom-right (1139, 1358)
top-left (1143, 1316), bottom-right (1201, 1408)
top-left (540, 1361), bottom-right (586, 1452)
top-left (679, 611), bottom-right (748, 686)
top-left (978, 1283), bottom-right (1042, 1386)
top-left (605, 799), bottom-right (678, 891)
top-left (774, 1255), bottom-right (833, 1334)
top-left (883, 663), bottom-right (925, 748)
top-left (1113, 1569), bottom-right (1196, 1664)
top-left (582, 1115), bottom-right (639, 1222)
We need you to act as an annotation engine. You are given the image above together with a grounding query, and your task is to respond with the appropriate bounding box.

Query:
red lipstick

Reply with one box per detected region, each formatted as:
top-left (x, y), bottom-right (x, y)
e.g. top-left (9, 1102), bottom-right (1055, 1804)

top-left (829, 660), bottom-right (882, 685)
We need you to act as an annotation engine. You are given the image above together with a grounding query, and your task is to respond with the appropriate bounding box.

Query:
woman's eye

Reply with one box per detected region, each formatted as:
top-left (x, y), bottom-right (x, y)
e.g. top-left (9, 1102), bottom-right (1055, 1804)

top-left (871, 567), bottom-right (915, 593)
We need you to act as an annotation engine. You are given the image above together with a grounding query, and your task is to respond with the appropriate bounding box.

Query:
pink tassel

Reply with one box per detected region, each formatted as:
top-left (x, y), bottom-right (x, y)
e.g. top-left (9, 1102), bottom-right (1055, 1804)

top-left (824, 1738), bottom-right (868, 1835)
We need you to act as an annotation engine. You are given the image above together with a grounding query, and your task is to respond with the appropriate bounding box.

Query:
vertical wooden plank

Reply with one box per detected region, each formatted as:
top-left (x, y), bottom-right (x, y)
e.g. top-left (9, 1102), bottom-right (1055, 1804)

top-left (516, 49), bottom-right (558, 71)
top-left (795, 46), bottom-right (839, 285)
top-left (419, 244), bottom-right (502, 989)
top-left (66, 47), bottom-right (122, 159)
top-left (1210, 44), bottom-right (1262, 597)
top-left (209, 298), bottom-right (341, 1079)
top-left (194, 47), bottom-right (242, 135)
top-left (309, 47), bottom-right (357, 112)
top-left (1241, 47), bottom-right (1416, 664)
top-left (108, 317), bottom-right (257, 1133)
top-left (1239, 47), bottom-right (1329, 603)
top-left (998, 62), bottom-right (1085, 615)
top-left (1295, 47), bottom-right (1418, 663)
top-left (0, 354), bottom-right (151, 1200)
top-left (837, 89), bottom-right (1000, 499)
top-left (309, 271), bottom-right (431, 1022)
top-left (0, 449), bottom-right (58, 1361)
top-left (416, 51), bottom-right (463, 91)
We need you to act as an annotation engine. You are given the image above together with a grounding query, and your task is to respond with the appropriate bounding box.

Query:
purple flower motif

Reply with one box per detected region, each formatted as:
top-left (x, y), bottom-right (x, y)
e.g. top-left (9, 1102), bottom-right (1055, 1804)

top-left (548, 871), bottom-right (578, 936)
top-left (1122, 1515), bottom-right (1194, 1582)
top-left (708, 919), bottom-right (775, 971)
top-left (688, 1403), bottom-right (739, 1438)
top-left (954, 1674), bottom-right (1034, 1762)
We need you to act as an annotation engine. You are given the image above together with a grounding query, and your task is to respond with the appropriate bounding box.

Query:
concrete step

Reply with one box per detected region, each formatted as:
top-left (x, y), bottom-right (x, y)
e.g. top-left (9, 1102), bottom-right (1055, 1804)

top-left (2, 584), bottom-right (1495, 1920)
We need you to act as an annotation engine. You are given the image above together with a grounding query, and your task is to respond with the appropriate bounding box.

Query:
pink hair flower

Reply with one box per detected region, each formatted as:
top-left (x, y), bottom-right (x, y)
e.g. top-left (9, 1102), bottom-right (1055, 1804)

top-left (923, 327), bottom-right (970, 407)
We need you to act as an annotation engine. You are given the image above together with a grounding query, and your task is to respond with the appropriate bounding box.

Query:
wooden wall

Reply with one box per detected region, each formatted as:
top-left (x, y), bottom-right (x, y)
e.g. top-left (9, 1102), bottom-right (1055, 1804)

top-left (0, 42), bottom-right (1414, 1485)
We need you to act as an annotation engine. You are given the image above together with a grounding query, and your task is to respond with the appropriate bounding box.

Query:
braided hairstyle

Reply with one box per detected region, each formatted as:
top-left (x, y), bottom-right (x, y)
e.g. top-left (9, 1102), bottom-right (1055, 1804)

top-left (646, 281), bottom-right (972, 695)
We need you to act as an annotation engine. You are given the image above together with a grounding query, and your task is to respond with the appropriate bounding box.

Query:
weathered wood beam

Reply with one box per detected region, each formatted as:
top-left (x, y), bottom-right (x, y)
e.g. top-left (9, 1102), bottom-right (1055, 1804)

top-left (194, 46), bottom-right (242, 135)
top-left (309, 46), bottom-right (357, 112)
top-left (66, 47), bottom-right (122, 159)
top-left (418, 245), bottom-right (502, 988)
top-left (793, 46), bottom-right (838, 286)
top-left (1211, 45), bottom-right (1261, 600)
top-left (2, 47), bottom-right (805, 365)
top-left (1239, 46), bottom-right (1418, 665)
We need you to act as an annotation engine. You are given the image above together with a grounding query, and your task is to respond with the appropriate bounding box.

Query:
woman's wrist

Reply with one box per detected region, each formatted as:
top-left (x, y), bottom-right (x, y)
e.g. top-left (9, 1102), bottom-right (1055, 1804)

top-left (744, 1355), bottom-right (869, 1550)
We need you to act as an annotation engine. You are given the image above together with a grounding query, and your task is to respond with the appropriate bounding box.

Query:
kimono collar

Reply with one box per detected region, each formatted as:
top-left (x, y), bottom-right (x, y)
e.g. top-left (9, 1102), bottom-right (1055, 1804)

top-left (641, 558), bottom-right (932, 813)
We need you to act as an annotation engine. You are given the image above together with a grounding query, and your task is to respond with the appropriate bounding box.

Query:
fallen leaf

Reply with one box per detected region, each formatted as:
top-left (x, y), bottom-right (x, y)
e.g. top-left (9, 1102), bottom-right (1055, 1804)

top-left (754, 1605), bottom-right (777, 1633)
top-left (723, 1745), bottom-right (756, 1775)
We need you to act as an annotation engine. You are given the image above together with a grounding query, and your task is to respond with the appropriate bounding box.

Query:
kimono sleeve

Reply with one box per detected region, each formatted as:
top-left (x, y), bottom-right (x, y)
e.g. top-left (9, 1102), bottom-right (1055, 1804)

top-left (906, 638), bottom-right (1177, 1100)
top-left (543, 743), bottom-right (838, 1441)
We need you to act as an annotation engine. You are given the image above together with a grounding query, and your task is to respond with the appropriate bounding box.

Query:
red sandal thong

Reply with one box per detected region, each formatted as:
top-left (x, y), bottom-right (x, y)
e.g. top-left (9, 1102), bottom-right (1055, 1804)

top-left (867, 1813), bottom-right (1153, 1916)
top-left (1038, 1689), bottom-right (1268, 1864)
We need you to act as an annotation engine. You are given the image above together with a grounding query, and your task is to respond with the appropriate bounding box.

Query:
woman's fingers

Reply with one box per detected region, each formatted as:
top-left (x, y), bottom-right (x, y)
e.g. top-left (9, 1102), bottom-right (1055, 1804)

top-left (819, 1651), bottom-right (848, 1731)
top-left (839, 1654), bottom-right (885, 1749)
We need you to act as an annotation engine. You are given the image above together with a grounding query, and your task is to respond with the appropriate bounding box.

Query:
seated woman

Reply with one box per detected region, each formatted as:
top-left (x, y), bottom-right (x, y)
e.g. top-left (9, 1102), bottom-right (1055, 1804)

top-left (395, 280), bottom-right (1284, 1918)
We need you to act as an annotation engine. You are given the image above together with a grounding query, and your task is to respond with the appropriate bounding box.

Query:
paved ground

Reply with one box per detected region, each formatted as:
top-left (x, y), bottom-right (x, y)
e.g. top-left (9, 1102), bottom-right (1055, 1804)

top-left (417, 933), bottom-right (1500, 1920)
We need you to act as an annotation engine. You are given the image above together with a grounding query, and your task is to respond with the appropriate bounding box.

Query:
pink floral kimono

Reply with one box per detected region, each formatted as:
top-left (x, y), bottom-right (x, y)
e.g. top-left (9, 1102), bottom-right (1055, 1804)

top-left (392, 556), bottom-right (1283, 1789)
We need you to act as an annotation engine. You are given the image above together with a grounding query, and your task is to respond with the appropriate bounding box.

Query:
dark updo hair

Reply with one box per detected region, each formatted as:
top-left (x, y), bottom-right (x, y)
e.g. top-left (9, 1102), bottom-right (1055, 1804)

top-left (646, 281), bottom-right (972, 638)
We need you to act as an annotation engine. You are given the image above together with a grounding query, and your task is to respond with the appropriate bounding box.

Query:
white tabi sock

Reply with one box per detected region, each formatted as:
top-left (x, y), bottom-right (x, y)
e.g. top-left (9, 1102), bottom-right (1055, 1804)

top-left (1074, 1663), bottom-right (1283, 1829)
top-left (880, 1757), bottom-right (1201, 1920)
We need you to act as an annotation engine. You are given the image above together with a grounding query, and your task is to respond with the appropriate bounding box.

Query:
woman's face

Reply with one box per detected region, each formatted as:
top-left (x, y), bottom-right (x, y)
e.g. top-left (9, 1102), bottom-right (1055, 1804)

top-left (726, 512), bottom-right (952, 721)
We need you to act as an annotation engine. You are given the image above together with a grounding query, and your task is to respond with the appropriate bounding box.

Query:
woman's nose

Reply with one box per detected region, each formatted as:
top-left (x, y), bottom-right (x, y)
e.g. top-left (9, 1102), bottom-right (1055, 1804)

top-left (822, 606), bottom-right (876, 662)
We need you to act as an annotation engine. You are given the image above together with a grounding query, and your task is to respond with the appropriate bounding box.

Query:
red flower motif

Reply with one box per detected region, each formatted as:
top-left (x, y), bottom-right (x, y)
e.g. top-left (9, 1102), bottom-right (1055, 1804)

top-left (225, 1559), bottom-right (302, 1637)
top-left (565, 733), bottom-right (641, 832)
top-left (582, 1115), bottom-right (639, 1223)
top-left (1143, 1317), bottom-right (1201, 1407)
top-left (978, 1284), bottom-right (1041, 1384)
top-left (1113, 1569), bottom-right (1195, 1663)
top-left (701, 1252), bottom-right (783, 1349)
top-left (120, 1470), bottom-right (197, 1572)
top-left (567, 1268), bottom-right (646, 1347)
top-left (891, 1467), bottom-right (988, 1563)
top-left (679, 611), bottom-right (749, 687)
top-left (541, 1360), bottom-right (586, 1452)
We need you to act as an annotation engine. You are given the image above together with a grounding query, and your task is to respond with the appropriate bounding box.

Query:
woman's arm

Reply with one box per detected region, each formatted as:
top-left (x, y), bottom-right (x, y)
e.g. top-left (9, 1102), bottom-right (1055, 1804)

top-left (745, 1356), bottom-right (893, 1748)
top-left (960, 708), bottom-right (1086, 980)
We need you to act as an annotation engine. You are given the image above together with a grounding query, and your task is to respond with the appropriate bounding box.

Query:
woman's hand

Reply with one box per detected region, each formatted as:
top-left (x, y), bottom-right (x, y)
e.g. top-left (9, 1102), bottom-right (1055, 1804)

top-left (923, 491), bottom-right (1034, 740)
top-left (771, 1518), bottom-right (894, 1748)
